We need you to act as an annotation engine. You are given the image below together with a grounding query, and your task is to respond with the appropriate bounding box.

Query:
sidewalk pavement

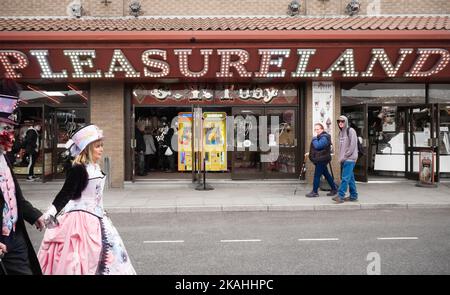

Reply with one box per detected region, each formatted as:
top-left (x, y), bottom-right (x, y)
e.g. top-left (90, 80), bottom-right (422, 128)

top-left (18, 178), bottom-right (450, 213)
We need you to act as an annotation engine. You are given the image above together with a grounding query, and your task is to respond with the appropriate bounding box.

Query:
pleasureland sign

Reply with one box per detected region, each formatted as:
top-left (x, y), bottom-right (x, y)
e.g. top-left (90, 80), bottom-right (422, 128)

top-left (0, 47), bottom-right (449, 81)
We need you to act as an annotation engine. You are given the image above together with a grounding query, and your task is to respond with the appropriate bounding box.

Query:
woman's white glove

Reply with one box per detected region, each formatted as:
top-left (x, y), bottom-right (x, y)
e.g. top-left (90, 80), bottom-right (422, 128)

top-left (43, 205), bottom-right (59, 229)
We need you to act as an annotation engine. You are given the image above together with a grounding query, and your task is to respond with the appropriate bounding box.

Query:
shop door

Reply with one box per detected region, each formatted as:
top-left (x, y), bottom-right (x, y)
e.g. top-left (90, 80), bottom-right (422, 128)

top-left (404, 105), bottom-right (440, 181)
top-left (41, 105), bottom-right (56, 182)
top-left (231, 107), bottom-right (265, 179)
top-left (342, 105), bottom-right (369, 182)
top-left (438, 104), bottom-right (450, 178)
top-left (131, 105), bottom-right (136, 182)
top-left (264, 107), bottom-right (299, 178)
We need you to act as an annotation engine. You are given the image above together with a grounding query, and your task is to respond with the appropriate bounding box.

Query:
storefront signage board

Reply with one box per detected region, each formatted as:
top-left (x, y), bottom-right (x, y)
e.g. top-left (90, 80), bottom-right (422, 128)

top-left (1, 46), bottom-right (449, 81)
top-left (133, 84), bottom-right (298, 105)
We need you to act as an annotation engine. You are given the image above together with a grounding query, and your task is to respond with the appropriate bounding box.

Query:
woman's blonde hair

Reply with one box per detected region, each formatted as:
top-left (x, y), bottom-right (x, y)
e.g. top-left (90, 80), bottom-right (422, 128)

top-left (72, 140), bottom-right (101, 166)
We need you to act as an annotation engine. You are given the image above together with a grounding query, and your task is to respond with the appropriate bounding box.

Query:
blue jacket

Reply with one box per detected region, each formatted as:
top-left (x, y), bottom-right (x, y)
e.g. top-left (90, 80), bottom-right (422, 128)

top-left (312, 132), bottom-right (330, 151)
top-left (309, 132), bottom-right (332, 164)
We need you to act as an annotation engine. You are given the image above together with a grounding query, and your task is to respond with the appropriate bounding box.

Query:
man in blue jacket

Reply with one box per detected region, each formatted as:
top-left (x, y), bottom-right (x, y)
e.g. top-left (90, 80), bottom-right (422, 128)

top-left (306, 123), bottom-right (338, 198)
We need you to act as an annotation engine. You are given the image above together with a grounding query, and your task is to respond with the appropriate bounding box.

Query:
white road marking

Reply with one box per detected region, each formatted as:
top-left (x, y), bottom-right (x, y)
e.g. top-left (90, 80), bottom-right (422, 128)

top-left (298, 238), bottom-right (339, 241)
top-left (220, 239), bottom-right (262, 243)
top-left (377, 237), bottom-right (418, 240)
top-left (143, 240), bottom-right (184, 243)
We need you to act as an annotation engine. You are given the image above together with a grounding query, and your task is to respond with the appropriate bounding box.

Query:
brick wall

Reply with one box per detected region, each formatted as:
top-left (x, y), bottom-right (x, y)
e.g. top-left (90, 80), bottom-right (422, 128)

top-left (91, 0), bottom-right (123, 17)
top-left (1, 0), bottom-right (449, 17)
top-left (90, 81), bottom-right (125, 188)
top-left (133, 0), bottom-right (305, 16)
top-left (0, 0), bottom-right (92, 17)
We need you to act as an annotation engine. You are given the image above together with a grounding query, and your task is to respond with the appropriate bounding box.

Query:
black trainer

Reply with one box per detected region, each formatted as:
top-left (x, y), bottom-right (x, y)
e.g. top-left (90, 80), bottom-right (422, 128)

top-left (326, 190), bottom-right (337, 196)
top-left (305, 191), bottom-right (319, 198)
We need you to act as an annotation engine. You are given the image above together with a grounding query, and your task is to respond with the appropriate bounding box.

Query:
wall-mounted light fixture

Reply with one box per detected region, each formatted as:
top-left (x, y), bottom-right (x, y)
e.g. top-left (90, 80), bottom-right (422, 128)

top-left (287, 0), bottom-right (301, 16)
top-left (68, 1), bottom-right (83, 18)
top-left (346, 0), bottom-right (361, 16)
top-left (129, 0), bottom-right (142, 17)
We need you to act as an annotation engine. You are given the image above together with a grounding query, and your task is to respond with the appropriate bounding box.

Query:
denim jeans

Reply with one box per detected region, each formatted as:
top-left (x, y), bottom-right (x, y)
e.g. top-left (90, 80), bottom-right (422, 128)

top-left (313, 162), bottom-right (337, 193)
top-left (338, 160), bottom-right (358, 200)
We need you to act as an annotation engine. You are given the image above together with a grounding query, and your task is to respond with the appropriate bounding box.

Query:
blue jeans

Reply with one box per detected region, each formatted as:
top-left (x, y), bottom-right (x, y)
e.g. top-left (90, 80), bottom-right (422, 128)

top-left (338, 160), bottom-right (358, 200)
top-left (313, 162), bottom-right (337, 193)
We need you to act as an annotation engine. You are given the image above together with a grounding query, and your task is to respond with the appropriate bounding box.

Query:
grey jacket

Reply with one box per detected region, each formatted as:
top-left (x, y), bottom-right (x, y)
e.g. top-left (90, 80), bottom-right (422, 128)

top-left (338, 115), bottom-right (358, 163)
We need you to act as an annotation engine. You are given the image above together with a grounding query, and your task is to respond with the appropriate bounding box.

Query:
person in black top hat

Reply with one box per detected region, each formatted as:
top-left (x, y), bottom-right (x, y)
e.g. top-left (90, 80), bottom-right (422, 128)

top-left (0, 79), bottom-right (45, 275)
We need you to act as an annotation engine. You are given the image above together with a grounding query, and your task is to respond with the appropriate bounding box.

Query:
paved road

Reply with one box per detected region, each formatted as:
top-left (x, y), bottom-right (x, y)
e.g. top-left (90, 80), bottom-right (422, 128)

top-left (27, 209), bottom-right (450, 275)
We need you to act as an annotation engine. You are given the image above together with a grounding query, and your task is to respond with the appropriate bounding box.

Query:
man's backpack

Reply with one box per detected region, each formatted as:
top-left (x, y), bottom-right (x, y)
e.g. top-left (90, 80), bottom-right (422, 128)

top-left (347, 127), bottom-right (365, 159)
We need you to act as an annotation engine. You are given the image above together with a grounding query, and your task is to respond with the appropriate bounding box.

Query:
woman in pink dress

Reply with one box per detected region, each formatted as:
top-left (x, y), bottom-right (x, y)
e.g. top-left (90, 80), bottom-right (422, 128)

top-left (37, 124), bottom-right (136, 275)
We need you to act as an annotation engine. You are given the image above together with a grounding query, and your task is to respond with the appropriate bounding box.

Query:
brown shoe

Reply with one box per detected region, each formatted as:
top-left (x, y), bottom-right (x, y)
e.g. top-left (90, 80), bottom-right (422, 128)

top-left (344, 197), bottom-right (358, 202)
top-left (332, 196), bottom-right (344, 204)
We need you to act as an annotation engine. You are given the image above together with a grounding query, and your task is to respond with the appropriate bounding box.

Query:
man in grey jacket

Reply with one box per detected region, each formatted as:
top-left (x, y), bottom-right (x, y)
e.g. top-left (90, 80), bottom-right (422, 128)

top-left (333, 115), bottom-right (359, 203)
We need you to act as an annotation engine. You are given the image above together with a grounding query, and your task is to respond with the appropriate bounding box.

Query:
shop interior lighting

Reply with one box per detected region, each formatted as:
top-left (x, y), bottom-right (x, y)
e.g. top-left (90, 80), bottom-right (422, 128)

top-left (67, 84), bottom-right (89, 102)
top-left (43, 91), bottom-right (66, 97)
top-left (26, 85), bottom-right (61, 104)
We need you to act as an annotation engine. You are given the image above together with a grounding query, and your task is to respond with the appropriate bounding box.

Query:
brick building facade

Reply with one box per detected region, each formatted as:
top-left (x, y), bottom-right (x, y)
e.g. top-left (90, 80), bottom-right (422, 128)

top-left (1, 1), bottom-right (449, 188)
top-left (1, 0), bottom-right (449, 17)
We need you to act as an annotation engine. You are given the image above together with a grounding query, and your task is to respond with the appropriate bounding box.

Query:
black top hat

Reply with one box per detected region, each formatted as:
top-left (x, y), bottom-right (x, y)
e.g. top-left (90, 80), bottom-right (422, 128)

top-left (0, 79), bottom-right (20, 125)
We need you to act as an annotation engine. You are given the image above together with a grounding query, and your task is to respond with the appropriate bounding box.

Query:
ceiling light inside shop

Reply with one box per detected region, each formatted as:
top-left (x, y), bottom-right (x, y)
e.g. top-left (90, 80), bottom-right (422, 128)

top-left (43, 91), bottom-right (66, 96)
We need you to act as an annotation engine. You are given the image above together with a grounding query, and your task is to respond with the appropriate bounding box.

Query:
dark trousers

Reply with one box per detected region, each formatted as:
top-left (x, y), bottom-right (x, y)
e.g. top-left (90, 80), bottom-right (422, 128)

top-left (27, 152), bottom-right (37, 177)
top-left (145, 154), bottom-right (156, 172)
top-left (0, 230), bottom-right (33, 275)
top-left (313, 162), bottom-right (337, 193)
top-left (158, 151), bottom-right (175, 172)
top-left (136, 152), bottom-right (146, 176)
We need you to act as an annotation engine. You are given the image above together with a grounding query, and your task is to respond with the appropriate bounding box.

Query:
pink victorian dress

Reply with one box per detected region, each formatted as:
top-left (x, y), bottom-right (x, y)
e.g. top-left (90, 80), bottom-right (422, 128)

top-left (37, 163), bottom-right (136, 275)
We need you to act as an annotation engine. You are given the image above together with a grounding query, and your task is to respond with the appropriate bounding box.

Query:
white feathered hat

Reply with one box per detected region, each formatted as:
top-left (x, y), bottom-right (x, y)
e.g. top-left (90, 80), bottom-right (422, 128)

top-left (65, 124), bottom-right (103, 157)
